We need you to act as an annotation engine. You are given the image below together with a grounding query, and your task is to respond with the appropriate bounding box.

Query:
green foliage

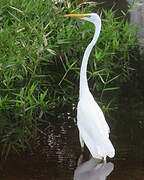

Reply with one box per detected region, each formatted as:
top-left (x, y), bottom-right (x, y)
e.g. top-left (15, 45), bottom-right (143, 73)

top-left (0, 0), bottom-right (139, 157)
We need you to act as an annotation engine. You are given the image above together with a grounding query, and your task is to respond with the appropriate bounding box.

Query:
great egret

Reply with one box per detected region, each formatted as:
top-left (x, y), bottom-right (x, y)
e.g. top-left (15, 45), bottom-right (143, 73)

top-left (64, 13), bottom-right (115, 160)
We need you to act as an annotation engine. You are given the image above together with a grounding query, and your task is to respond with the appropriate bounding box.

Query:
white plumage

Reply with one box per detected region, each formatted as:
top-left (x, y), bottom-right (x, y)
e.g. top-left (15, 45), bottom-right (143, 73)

top-left (65, 13), bottom-right (115, 160)
top-left (77, 92), bottom-right (115, 159)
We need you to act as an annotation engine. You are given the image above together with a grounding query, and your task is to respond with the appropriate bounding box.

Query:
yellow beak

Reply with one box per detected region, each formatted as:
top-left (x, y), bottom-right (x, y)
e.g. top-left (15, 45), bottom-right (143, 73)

top-left (64, 14), bottom-right (90, 18)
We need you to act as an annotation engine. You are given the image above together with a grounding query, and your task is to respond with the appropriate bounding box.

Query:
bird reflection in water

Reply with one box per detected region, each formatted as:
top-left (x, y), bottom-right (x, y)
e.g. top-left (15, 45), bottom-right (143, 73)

top-left (74, 155), bottom-right (114, 180)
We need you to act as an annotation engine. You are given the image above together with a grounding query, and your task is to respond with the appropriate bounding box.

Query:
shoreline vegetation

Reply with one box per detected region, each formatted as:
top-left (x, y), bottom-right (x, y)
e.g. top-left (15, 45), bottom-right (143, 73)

top-left (0, 0), bottom-right (139, 158)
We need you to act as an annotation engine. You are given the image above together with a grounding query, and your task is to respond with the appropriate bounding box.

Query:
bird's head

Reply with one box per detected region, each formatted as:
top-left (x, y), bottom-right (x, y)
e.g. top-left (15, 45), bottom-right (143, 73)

top-left (64, 13), bottom-right (101, 25)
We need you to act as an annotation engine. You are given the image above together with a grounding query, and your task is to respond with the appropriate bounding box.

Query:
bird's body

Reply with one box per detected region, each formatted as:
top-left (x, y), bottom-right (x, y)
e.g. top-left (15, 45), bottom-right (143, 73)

top-left (77, 92), bottom-right (114, 159)
top-left (64, 13), bottom-right (115, 160)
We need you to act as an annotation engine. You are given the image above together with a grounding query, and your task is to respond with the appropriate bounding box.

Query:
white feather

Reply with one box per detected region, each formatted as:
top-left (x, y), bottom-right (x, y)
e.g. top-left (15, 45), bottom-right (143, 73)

top-left (77, 13), bottom-right (115, 159)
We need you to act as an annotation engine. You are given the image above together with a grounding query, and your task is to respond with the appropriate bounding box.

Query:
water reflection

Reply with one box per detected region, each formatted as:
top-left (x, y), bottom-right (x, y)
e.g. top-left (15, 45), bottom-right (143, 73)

top-left (0, 118), bottom-right (144, 179)
top-left (74, 155), bottom-right (114, 180)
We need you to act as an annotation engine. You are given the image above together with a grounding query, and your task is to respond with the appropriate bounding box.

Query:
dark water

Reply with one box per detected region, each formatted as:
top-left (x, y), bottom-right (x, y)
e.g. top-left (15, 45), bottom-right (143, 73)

top-left (1, 0), bottom-right (144, 179)
top-left (0, 107), bottom-right (144, 180)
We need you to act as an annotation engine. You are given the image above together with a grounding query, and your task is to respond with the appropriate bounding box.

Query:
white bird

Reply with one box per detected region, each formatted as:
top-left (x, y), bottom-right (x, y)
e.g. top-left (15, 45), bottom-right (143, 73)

top-left (64, 13), bottom-right (115, 160)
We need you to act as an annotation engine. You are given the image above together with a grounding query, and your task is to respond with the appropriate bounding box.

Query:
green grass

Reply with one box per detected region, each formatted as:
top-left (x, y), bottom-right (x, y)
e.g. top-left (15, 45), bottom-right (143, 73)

top-left (0, 0), bottom-right (139, 158)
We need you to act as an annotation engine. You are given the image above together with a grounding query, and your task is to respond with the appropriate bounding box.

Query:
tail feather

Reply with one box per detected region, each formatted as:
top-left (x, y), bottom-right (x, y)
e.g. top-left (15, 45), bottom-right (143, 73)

top-left (78, 125), bottom-right (115, 158)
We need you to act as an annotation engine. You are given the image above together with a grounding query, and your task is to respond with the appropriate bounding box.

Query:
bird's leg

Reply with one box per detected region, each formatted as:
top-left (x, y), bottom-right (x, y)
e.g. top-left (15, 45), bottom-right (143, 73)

top-left (79, 134), bottom-right (84, 152)
top-left (100, 156), bottom-right (106, 164)
top-left (77, 153), bottom-right (84, 167)
top-left (89, 152), bottom-right (92, 159)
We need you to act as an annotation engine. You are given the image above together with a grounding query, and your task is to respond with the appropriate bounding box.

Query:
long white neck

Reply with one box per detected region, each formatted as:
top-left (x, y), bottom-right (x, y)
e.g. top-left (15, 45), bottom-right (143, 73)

top-left (80, 21), bottom-right (101, 98)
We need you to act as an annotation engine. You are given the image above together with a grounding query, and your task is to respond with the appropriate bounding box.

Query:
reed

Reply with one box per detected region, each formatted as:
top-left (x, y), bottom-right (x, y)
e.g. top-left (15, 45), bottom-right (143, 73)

top-left (0, 0), bottom-right (139, 158)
